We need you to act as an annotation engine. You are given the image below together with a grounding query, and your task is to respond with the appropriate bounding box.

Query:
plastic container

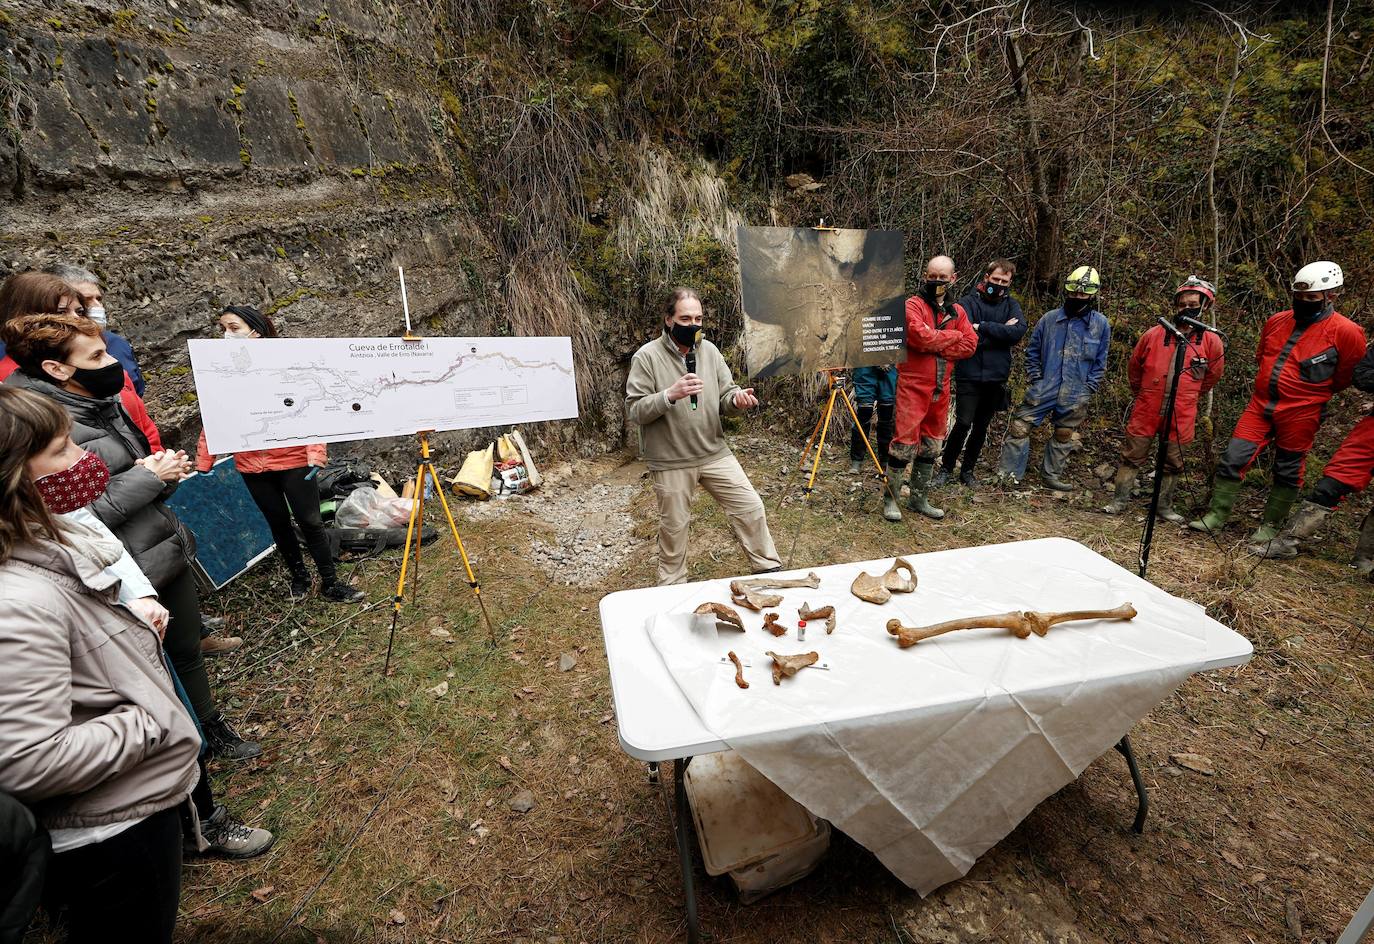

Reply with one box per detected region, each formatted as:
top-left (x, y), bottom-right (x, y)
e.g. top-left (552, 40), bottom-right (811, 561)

top-left (683, 751), bottom-right (831, 903)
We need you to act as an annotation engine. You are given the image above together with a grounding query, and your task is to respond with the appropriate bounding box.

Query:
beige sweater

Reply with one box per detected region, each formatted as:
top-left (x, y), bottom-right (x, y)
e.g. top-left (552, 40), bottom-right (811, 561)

top-left (626, 331), bottom-right (745, 471)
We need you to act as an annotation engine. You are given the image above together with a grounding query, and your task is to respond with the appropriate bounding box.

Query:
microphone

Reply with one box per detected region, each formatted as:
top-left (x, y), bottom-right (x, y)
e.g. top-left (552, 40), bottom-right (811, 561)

top-left (1156, 316), bottom-right (1188, 343)
top-left (1177, 314), bottom-right (1226, 339)
top-left (685, 328), bottom-right (701, 411)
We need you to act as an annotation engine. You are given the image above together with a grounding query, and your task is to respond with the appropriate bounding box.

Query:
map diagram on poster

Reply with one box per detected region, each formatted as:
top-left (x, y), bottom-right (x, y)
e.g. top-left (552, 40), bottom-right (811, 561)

top-left (189, 336), bottom-right (578, 453)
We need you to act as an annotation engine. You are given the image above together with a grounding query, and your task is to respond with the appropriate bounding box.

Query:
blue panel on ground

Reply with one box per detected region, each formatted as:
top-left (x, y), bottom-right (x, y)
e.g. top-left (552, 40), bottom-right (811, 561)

top-left (166, 458), bottom-right (275, 589)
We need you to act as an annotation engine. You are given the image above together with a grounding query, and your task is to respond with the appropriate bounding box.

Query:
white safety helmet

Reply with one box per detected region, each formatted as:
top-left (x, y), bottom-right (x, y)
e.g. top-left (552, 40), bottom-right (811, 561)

top-left (1291, 261), bottom-right (1343, 293)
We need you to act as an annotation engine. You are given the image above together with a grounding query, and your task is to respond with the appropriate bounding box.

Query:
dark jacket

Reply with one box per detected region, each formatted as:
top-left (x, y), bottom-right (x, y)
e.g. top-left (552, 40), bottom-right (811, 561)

top-left (954, 290), bottom-right (1028, 384)
top-left (5, 371), bottom-right (195, 588)
top-left (0, 791), bottom-right (49, 944)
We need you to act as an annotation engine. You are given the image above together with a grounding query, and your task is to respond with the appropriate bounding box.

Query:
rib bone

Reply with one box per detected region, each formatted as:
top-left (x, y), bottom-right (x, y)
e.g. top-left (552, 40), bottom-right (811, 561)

top-left (728, 651), bottom-right (749, 689)
top-left (693, 602), bottom-right (745, 632)
top-left (765, 650), bottom-right (820, 685)
top-left (797, 601), bottom-right (836, 634)
top-left (886, 603), bottom-right (1138, 648)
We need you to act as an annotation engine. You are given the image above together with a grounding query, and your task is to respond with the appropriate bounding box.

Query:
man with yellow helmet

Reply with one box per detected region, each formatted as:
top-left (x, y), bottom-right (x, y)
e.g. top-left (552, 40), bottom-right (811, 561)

top-left (995, 265), bottom-right (1111, 490)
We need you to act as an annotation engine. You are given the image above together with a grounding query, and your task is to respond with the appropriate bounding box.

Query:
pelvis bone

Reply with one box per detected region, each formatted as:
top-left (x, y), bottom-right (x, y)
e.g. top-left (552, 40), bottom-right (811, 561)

top-left (765, 650), bottom-right (820, 685)
top-left (693, 602), bottom-right (745, 632)
top-left (797, 602), bottom-right (836, 634)
top-left (729, 572), bottom-right (821, 611)
top-left (886, 603), bottom-right (1137, 648)
top-left (850, 557), bottom-right (918, 605)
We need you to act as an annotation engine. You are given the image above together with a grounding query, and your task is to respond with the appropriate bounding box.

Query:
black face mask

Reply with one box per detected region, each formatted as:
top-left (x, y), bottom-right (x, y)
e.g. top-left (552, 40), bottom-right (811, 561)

top-left (923, 279), bottom-right (951, 304)
top-left (1292, 297), bottom-right (1325, 324)
top-left (668, 322), bottom-right (701, 348)
top-left (981, 283), bottom-right (1008, 302)
top-left (1063, 295), bottom-right (1092, 317)
top-left (66, 361), bottom-right (125, 399)
top-left (1175, 305), bottom-right (1202, 323)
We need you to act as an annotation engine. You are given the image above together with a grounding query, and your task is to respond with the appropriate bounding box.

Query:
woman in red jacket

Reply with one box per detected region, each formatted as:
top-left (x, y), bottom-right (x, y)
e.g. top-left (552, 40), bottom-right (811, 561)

top-left (195, 306), bottom-right (363, 603)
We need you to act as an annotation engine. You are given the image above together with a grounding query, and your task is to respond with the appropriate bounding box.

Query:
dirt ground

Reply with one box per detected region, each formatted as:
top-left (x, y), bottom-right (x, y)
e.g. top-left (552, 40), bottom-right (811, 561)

top-left (119, 431), bottom-right (1373, 943)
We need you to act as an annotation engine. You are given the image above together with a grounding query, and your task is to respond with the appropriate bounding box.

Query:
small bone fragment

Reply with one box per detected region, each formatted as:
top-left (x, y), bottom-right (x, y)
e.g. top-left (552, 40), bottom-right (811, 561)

top-left (882, 558), bottom-right (917, 594)
top-left (728, 651), bottom-right (749, 689)
top-left (886, 603), bottom-right (1137, 648)
top-left (731, 586), bottom-right (783, 611)
top-left (761, 613), bottom-right (786, 637)
top-left (850, 570), bottom-right (890, 605)
top-left (693, 602), bottom-right (745, 632)
top-left (766, 650), bottom-right (820, 685)
top-left (797, 602), bottom-right (836, 634)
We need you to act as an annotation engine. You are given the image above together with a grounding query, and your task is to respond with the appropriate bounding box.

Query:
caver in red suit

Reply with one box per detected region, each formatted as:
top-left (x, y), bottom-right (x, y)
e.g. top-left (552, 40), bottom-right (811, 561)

top-left (890, 294), bottom-right (978, 466)
top-left (1124, 324), bottom-right (1226, 457)
top-left (1192, 261), bottom-right (1367, 543)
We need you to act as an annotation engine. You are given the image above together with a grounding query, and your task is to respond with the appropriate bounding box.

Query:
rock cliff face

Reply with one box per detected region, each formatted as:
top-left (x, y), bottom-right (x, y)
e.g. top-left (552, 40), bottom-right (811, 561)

top-left (2, 0), bottom-right (629, 464)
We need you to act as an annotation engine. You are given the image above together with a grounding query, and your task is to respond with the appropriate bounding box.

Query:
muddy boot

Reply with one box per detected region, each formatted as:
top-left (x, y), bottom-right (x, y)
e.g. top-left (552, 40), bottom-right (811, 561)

top-left (1101, 466), bottom-right (1135, 515)
top-left (1156, 474), bottom-right (1187, 524)
top-left (1041, 437), bottom-right (1078, 492)
top-left (906, 461), bottom-right (945, 520)
top-left (1355, 510), bottom-right (1374, 575)
top-left (848, 457), bottom-right (863, 474)
top-left (1249, 484), bottom-right (1300, 545)
top-left (1189, 477), bottom-right (1241, 533)
top-left (1251, 500), bottom-right (1329, 559)
top-left (881, 466), bottom-right (904, 522)
top-left (931, 465), bottom-right (952, 488)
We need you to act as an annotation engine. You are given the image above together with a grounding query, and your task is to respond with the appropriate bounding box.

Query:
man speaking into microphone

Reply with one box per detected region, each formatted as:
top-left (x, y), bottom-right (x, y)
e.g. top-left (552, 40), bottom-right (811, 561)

top-left (626, 286), bottom-right (782, 585)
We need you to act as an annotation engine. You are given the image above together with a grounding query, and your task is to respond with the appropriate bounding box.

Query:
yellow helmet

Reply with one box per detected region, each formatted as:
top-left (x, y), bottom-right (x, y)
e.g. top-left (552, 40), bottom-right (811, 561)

top-left (1064, 265), bottom-right (1101, 295)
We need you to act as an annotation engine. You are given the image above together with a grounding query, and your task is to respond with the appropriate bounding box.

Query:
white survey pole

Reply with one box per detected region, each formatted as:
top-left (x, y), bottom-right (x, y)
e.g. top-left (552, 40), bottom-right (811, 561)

top-left (399, 266), bottom-right (412, 335)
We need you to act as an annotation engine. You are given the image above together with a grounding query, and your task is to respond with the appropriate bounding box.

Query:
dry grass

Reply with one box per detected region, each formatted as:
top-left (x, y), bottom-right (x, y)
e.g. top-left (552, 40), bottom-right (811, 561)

top-left (118, 436), bottom-right (1374, 943)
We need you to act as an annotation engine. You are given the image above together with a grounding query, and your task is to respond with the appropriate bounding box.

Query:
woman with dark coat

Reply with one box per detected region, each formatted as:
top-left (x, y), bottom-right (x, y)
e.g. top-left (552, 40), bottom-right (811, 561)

top-left (1, 312), bottom-right (260, 761)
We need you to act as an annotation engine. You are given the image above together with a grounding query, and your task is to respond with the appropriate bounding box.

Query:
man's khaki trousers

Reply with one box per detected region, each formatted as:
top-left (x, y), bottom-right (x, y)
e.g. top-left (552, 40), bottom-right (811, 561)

top-left (651, 453), bottom-right (782, 585)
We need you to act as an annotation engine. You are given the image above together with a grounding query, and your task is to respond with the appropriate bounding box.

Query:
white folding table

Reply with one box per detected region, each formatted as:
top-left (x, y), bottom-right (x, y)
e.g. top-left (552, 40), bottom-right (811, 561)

top-left (599, 538), bottom-right (1253, 942)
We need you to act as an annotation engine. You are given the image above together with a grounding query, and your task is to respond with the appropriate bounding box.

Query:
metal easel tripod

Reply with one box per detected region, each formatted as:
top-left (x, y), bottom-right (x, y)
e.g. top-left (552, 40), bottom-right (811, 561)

top-left (383, 430), bottom-right (496, 674)
top-left (775, 368), bottom-right (900, 566)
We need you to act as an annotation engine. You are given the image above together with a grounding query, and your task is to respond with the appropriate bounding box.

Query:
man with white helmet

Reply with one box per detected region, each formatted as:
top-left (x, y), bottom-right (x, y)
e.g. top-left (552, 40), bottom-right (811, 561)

top-left (995, 264), bottom-right (1111, 491)
top-left (1190, 261), bottom-right (1367, 540)
top-left (1103, 276), bottom-right (1225, 520)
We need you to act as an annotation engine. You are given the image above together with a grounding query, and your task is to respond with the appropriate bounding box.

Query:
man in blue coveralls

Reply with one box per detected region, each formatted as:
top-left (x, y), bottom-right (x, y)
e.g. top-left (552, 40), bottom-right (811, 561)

top-left (995, 265), bottom-right (1111, 491)
top-left (847, 365), bottom-right (898, 473)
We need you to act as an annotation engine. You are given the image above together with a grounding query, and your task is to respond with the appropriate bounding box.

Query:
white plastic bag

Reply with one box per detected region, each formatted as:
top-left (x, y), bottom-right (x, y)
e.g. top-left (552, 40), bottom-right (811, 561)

top-left (335, 486), bottom-right (414, 529)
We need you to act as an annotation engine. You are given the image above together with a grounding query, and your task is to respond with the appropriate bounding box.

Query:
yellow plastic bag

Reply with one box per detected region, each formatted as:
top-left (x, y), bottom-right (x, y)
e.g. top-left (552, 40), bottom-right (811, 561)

top-left (495, 434), bottom-right (519, 463)
top-left (451, 444), bottom-right (494, 499)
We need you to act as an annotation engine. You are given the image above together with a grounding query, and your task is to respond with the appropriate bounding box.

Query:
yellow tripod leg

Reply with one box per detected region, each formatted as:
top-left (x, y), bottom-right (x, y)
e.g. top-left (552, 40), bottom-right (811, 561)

top-left (837, 387), bottom-right (899, 505)
top-left (785, 384), bottom-right (840, 566)
top-left (384, 460), bottom-right (426, 675)
top-left (426, 462), bottom-right (498, 645)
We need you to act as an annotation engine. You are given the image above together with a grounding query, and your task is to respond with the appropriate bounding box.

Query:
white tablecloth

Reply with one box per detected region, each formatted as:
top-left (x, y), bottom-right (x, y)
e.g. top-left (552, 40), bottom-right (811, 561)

top-left (602, 538), bottom-right (1252, 894)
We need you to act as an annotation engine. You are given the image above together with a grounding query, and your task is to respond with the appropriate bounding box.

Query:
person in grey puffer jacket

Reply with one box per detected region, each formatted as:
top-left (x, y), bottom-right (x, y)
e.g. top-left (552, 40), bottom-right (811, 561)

top-left (2, 312), bottom-right (259, 761)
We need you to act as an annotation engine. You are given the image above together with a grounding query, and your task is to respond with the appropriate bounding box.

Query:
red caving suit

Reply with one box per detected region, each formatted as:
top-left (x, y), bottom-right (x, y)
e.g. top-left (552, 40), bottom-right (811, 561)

top-left (1217, 307), bottom-right (1367, 487)
top-left (893, 295), bottom-right (978, 456)
top-left (1126, 324), bottom-right (1225, 443)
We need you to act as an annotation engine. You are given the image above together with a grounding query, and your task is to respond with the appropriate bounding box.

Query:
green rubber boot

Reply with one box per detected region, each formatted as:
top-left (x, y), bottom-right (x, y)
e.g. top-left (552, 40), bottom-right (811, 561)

top-left (881, 465), bottom-right (904, 522)
top-left (1249, 484), bottom-right (1300, 545)
top-left (906, 460), bottom-right (945, 520)
top-left (1188, 477), bottom-right (1242, 533)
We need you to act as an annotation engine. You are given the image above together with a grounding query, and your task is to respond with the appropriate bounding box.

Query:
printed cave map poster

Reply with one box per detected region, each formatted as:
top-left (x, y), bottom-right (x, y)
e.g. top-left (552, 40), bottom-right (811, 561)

top-left (737, 225), bottom-right (907, 379)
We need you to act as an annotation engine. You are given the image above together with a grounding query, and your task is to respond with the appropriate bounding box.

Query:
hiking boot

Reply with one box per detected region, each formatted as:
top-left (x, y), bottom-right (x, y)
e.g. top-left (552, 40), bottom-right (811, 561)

top-left (959, 469), bottom-right (978, 488)
top-left (288, 564), bottom-right (312, 601)
top-left (1156, 474), bottom-right (1187, 524)
top-left (1251, 500), bottom-right (1329, 559)
top-left (199, 805), bottom-right (275, 859)
top-left (906, 461), bottom-right (945, 520)
top-left (322, 580), bottom-right (365, 604)
top-left (848, 457), bottom-right (863, 474)
top-left (880, 466), bottom-right (903, 522)
top-left (201, 635), bottom-right (243, 657)
top-left (1189, 477), bottom-right (1242, 533)
top-left (930, 466), bottom-right (952, 488)
top-left (1102, 467), bottom-right (1135, 515)
top-left (1042, 473), bottom-right (1078, 493)
top-left (203, 715), bottom-right (262, 762)
top-left (1249, 484), bottom-right (1300, 545)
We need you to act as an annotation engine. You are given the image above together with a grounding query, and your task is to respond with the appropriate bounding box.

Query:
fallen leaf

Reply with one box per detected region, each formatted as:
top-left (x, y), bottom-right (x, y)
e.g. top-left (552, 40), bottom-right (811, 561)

top-left (1169, 752), bottom-right (1214, 775)
top-left (574, 889), bottom-right (593, 901)
top-left (428, 681), bottom-right (449, 698)
top-left (388, 909), bottom-right (407, 926)
top-left (498, 755), bottom-right (514, 772)
top-left (508, 789), bottom-right (536, 813)
top-left (558, 652), bottom-right (578, 672)
top-left (429, 627), bottom-right (452, 639)
top-left (250, 885), bottom-right (275, 903)
top-left (1221, 850), bottom-right (1244, 869)
top-left (599, 714), bottom-right (613, 725)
